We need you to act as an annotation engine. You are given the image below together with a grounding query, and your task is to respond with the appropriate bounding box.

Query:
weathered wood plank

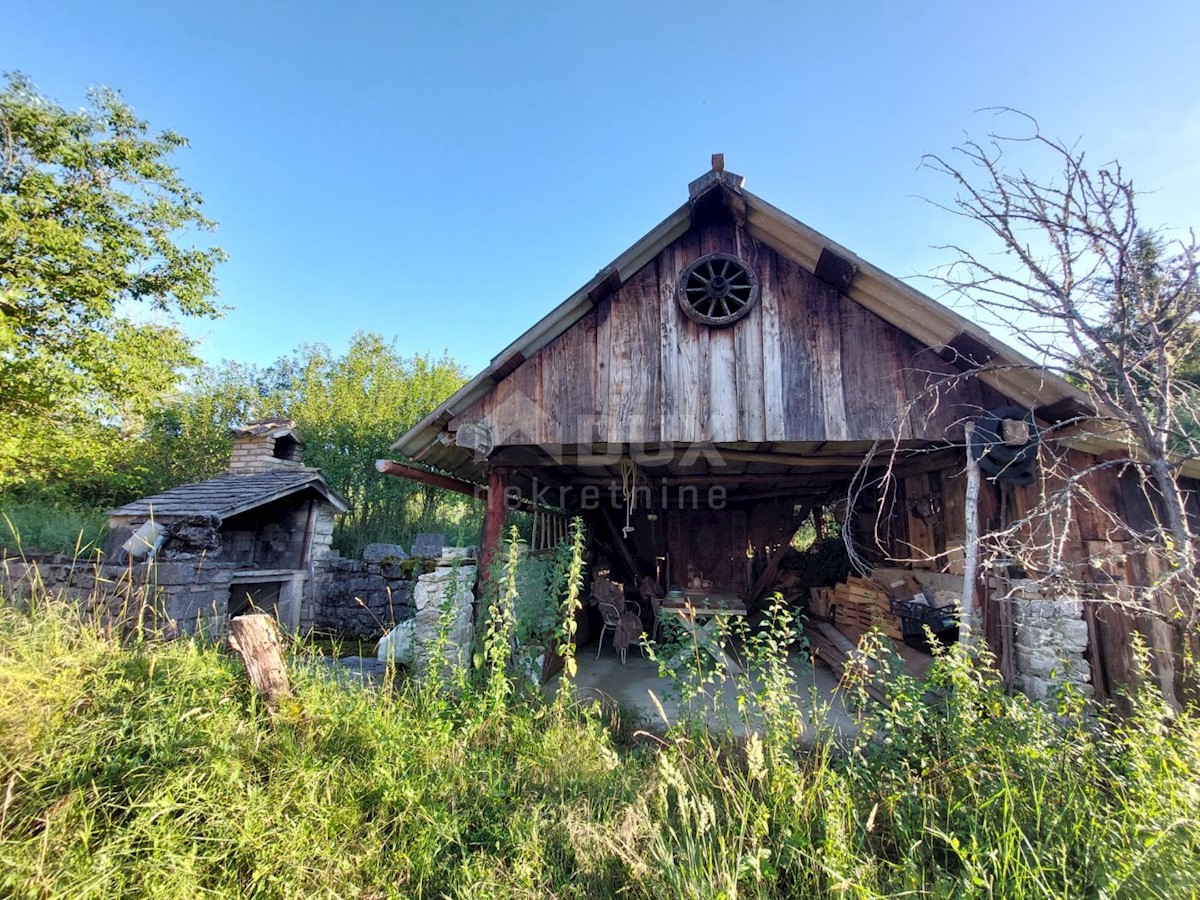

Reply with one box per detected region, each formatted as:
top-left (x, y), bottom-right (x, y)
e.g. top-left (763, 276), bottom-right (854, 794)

top-left (672, 229), bottom-right (708, 442)
top-left (594, 297), bottom-right (613, 443)
top-left (734, 229), bottom-right (766, 441)
top-left (841, 297), bottom-right (908, 440)
top-left (903, 472), bottom-right (938, 566)
top-left (759, 242), bottom-right (786, 440)
top-left (537, 330), bottom-right (562, 445)
top-left (813, 282), bottom-right (848, 440)
top-left (659, 238), bottom-right (683, 442)
top-left (707, 327), bottom-right (738, 442)
top-left (700, 222), bottom-right (740, 442)
top-left (567, 310), bottom-right (598, 444)
top-left (606, 258), bottom-right (662, 443)
top-left (900, 335), bottom-right (982, 442)
top-left (775, 252), bottom-right (823, 441)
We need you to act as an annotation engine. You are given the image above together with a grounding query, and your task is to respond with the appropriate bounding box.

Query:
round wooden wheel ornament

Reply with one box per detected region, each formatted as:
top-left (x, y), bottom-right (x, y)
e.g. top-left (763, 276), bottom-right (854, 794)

top-left (677, 253), bottom-right (760, 326)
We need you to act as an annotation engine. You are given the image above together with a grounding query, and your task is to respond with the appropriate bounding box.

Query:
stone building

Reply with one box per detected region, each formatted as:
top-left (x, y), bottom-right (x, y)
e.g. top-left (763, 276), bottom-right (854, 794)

top-left (102, 420), bottom-right (349, 635)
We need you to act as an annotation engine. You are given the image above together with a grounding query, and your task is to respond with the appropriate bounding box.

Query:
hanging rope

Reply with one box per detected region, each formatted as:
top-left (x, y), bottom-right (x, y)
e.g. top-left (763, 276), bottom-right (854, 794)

top-left (619, 458), bottom-right (639, 538)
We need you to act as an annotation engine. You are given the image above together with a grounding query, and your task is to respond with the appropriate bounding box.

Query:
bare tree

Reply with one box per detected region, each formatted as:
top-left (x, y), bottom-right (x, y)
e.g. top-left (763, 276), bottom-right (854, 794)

top-left (923, 111), bottom-right (1200, 576)
top-left (837, 115), bottom-right (1200, 706)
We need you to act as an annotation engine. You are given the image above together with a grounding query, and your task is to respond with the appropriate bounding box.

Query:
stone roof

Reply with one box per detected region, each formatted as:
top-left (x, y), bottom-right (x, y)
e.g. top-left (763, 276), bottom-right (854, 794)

top-left (107, 469), bottom-right (349, 521)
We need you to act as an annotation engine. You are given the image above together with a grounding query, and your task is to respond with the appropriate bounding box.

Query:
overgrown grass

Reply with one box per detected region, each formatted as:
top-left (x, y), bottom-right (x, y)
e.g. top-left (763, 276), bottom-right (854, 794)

top-left (0, 497), bottom-right (107, 557)
top-left (2, 582), bottom-right (1199, 897)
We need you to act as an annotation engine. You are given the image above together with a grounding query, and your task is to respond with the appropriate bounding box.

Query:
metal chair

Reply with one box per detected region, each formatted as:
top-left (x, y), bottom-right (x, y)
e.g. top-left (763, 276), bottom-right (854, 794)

top-left (596, 599), bottom-right (642, 664)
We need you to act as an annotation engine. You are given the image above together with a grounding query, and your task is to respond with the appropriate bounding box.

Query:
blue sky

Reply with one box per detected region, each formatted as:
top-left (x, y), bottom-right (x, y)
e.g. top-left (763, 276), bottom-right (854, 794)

top-left (8, 1), bottom-right (1200, 376)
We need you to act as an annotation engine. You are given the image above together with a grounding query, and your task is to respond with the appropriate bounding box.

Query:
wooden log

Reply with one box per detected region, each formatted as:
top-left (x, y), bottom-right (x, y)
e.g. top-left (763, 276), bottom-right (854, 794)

top-left (228, 614), bottom-right (292, 704)
top-left (480, 468), bottom-right (508, 581)
top-left (376, 459), bottom-right (483, 498)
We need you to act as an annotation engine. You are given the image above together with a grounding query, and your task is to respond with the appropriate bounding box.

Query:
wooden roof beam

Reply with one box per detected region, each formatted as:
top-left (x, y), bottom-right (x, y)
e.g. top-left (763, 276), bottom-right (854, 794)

top-left (375, 459), bottom-right (485, 498)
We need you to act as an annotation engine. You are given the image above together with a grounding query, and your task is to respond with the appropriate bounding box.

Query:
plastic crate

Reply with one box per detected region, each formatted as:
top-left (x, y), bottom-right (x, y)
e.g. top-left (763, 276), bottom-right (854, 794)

top-left (888, 598), bottom-right (958, 637)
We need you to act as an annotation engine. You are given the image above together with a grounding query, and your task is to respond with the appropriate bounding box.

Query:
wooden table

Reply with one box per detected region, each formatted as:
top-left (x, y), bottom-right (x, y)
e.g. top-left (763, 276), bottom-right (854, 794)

top-left (661, 592), bottom-right (748, 674)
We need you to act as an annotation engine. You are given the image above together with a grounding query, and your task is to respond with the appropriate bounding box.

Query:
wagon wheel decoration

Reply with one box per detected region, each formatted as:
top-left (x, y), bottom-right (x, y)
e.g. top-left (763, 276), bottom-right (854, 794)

top-left (677, 253), bottom-right (760, 327)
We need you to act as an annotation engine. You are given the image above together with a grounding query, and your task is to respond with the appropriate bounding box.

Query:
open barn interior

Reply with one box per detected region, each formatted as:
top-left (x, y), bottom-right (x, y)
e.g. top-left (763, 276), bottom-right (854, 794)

top-left (488, 438), bottom-right (970, 690)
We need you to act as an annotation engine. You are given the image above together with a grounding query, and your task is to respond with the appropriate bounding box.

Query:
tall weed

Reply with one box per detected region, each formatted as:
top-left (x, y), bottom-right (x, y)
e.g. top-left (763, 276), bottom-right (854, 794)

top-left (2, 571), bottom-right (1199, 898)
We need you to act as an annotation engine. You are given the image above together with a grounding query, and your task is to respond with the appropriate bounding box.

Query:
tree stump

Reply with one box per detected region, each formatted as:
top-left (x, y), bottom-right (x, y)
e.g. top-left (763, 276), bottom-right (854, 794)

top-left (228, 614), bottom-right (292, 704)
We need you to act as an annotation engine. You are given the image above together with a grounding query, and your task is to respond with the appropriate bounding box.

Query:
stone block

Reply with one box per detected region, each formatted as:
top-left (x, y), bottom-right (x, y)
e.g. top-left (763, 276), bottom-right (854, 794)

top-left (166, 592), bottom-right (208, 621)
top-left (148, 562), bottom-right (196, 586)
top-left (362, 542), bottom-right (409, 563)
top-left (1016, 646), bottom-right (1060, 677)
top-left (1027, 599), bottom-right (1058, 621)
top-left (411, 533), bottom-right (449, 559)
top-left (1057, 618), bottom-right (1090, 653)
top-left (1055, 598), bottom-right (1084, 619)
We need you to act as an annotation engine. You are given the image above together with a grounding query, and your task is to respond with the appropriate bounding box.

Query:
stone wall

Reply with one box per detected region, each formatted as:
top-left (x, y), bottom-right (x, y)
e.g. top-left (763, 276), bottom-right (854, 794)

top-left (376, 562), bottom-right (476, 678)
top-left (307, 555), bottom-right (415, 640)
top-left (306, 539), bottom-right (476, 644)
top-left (0, 556), bottom-right (239, 637)
top-left (411, 563), bottom-right (476, 675)
top-left (1008, 579), bottom-right (1093, 701)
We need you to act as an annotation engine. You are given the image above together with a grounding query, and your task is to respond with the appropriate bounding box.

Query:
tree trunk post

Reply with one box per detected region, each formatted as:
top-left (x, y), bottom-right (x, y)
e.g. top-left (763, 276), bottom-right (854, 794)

top-left (227, 614), bottom-right (292, 706)
top-left (480, 467), bottom-right (509, 585)
top-left (961, 422), bottom-right (982, 644)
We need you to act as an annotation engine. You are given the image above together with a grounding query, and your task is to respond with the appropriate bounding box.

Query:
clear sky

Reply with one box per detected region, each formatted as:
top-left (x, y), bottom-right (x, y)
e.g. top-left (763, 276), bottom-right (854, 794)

top-left (7, 1), bottom-right (1200, 376)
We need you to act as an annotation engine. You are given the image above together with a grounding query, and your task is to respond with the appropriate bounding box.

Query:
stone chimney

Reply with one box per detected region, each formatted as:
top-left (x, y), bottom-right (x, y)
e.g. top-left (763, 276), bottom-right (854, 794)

top-left (228, 420), bottom-right (306, 474)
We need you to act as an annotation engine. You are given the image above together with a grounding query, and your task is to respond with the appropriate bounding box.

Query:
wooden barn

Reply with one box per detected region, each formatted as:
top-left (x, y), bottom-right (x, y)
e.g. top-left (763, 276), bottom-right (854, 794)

top-left (383, 159), bottom-right (1196, 707)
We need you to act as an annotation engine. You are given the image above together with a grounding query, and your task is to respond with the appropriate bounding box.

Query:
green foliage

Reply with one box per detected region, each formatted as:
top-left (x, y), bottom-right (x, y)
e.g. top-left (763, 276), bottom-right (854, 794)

top-left (498, 521), bottom-right (591, 689)
top-left (554, 519), bottom-right (588, 685)
top-left (2, 590), bottom-right (1200, 898)
top-left (0, 597), bottom-right (639, 898)
top-left (263, 334), bottom-right (472, 554)
top-left (0, 497), bottom-right (106, 557)
top-left (136, 360), bottom-right (269, 490)
top-left (479, 527), bottom-right (522, 709)
top-left (0, 73), bottom-right (223, 493)
top-left (136, 333), bottom-right (473, 555)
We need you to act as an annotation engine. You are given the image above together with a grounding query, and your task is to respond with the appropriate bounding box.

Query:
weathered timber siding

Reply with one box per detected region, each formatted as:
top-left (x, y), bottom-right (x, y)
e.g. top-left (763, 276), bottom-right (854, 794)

top-left (464, 223), bottom-right (993, 446)
top-left (910, 448), bottom-right (1197, 708)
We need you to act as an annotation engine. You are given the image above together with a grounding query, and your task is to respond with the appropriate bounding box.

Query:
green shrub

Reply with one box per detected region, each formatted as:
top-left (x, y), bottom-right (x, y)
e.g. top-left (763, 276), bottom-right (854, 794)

top-left (0, 497), bottom-right (107, 557)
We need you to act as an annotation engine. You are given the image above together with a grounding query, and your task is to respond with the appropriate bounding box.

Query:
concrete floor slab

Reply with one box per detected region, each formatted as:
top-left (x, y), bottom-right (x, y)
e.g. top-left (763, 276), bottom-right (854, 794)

top-left (554, 643), bottom-right (860, 742)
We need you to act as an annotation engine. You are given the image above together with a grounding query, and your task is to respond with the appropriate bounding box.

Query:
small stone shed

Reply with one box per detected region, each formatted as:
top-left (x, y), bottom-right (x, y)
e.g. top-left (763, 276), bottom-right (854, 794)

top-left (105, 420), bottom-right (348, 634)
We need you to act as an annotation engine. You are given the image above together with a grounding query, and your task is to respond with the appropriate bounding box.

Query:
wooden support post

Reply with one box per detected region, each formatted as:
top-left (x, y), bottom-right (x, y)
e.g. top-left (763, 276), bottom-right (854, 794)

top-left (228, 614), bottom-right (292, 705)
top-left (480, 468), bottom-right (508, 582)
top-left (961, 422), bottom-right (982, 643)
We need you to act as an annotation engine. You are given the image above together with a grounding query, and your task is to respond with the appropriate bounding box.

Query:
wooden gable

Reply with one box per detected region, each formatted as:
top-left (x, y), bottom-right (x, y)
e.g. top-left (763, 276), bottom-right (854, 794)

top-left (458, 219), bottom-right (1007, 448)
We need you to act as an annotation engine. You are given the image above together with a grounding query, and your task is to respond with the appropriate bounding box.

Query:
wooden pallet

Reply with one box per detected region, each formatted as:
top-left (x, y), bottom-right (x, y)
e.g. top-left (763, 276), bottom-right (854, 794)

top-left (826, 574), bottom-right (904, 639)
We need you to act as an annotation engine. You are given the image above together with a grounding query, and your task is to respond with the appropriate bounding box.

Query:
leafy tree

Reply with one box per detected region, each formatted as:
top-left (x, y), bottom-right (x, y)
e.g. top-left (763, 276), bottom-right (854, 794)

top-left (0, 72), bottom-right (223, 492)
top-left (138, 333), bottom-right (473, 555)
top-left (136, 360), bottom-right (272, 490)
